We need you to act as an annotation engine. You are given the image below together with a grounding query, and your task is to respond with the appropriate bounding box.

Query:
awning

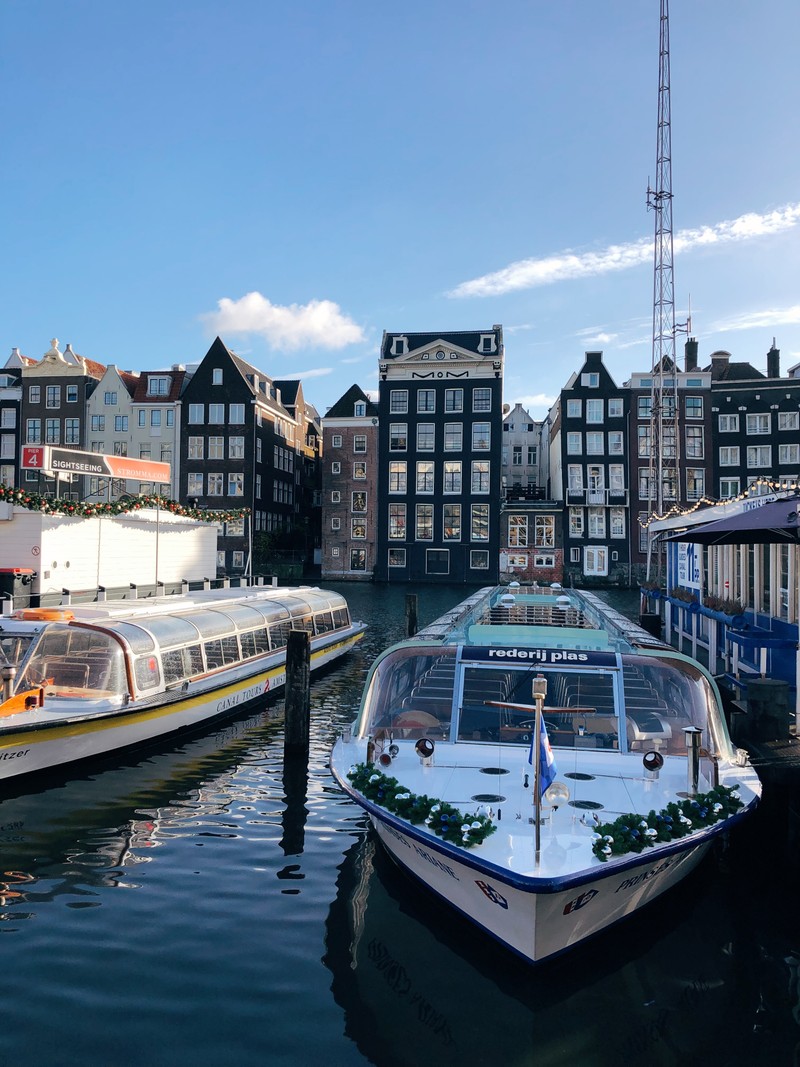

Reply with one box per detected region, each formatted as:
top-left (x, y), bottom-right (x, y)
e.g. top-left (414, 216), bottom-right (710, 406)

top-left (665, 498), bottom-right (800, 546)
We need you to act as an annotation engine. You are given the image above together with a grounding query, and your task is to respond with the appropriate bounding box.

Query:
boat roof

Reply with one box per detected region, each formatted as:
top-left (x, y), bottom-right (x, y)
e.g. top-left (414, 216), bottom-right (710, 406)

top-left (413, 585), bottom-right (668, 655)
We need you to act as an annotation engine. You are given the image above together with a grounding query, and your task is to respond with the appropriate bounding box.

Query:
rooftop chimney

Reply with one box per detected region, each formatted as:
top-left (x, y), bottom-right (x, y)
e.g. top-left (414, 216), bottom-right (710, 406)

top-left (767, 339), bottom-right (780, 379)
top-left (685, 337), bottom-right (698, 372)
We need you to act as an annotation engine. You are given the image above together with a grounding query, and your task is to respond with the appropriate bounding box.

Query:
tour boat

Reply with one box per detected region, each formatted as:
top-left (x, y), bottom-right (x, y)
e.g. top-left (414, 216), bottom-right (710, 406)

top-left (0, 586), bottom-right (365, 784)
top-left (330, 584), bottom-right (761, 964)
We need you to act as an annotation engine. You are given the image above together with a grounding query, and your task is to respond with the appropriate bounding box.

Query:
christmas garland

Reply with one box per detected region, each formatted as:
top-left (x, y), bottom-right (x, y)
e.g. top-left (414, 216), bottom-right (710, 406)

top-left (347, 763), bottom-right (496, 848)
top-left (591, 784), bottom-right (743, 862)
top-left (0, 484), bottom-right (248, 524)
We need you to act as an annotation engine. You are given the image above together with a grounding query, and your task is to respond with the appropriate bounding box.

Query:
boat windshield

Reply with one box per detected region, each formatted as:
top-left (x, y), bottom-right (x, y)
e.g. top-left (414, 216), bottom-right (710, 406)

top-left (15, 624), bottom-right (129, 700)
top-left (359, 645), bottom-right (731, 758)
top-left (0, 631), bottom-right (36, 668)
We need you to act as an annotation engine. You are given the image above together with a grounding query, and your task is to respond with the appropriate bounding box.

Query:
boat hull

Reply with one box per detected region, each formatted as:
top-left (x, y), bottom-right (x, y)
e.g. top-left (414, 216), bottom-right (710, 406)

top-left (368, 808), bottom-right (711, 964)
top-left (0, 629), bottom-right (363, 784)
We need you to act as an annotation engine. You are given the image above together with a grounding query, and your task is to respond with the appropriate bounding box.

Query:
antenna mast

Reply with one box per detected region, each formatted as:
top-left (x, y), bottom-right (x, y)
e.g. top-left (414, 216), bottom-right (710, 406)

top-left (645, 0), bottom-right (680, 579)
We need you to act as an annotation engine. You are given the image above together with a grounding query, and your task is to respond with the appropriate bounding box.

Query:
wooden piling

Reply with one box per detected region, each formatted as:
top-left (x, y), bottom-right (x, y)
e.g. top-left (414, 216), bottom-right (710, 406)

top-left (284, 629), bottom-right (311, 756)
top-left (405, 594), bottom-right (418, 637)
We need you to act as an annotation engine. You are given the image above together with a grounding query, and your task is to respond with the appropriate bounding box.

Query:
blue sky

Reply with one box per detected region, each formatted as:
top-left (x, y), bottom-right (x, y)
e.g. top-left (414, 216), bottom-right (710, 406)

top-left (3, 1), bottom-right (799, 418)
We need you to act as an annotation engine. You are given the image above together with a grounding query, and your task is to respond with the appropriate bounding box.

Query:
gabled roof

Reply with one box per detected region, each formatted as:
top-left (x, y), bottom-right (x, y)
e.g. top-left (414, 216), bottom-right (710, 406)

top-left (324, 383), bottom-right (379, 419)
top-left (131, 368), bottom-right (188, 403)
top-left (380, 327), bottom-right (502, 361)
top-left (706, 361), bottom-right (765, 381)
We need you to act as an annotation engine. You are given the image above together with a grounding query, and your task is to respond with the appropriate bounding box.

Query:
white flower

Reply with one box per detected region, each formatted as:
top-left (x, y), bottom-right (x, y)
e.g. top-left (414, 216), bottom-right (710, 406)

top-left (471, 820), bottom-right (482, 830)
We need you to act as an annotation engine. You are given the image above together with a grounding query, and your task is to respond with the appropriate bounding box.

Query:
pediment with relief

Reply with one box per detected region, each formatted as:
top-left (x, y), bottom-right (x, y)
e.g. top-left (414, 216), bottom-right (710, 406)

top-left (392, 338), bottom-right (489, 364)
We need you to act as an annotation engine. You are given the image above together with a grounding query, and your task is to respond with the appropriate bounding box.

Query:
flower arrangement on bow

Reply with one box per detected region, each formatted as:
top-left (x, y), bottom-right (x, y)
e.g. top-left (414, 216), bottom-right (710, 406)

top-left (347, 763), bottom-right (496, 848)
top-left (591, 785), bottom-right (743, 862)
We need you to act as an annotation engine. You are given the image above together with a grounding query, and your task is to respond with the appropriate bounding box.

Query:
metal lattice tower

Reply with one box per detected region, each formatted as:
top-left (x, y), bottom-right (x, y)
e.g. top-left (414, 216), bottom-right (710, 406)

top-left (645, 0), bottom-right (680, 577)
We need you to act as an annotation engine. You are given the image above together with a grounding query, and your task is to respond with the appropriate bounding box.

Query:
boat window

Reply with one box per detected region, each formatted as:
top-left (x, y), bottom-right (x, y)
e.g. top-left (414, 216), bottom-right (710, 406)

top-left (0, 633), bottom-right (34, 667)
top-left (162, 645), bottom-right (204, 685)
top-left (314, 611), bottom-right (334, 634)
top-left (220, 634), bottom-right (239, 664)
top-left (292, 614), bottom-right (314, 634)
top-left (204, 639), bottom-right (224, 670)
top-left (137, 616), bottom-right (203, 649)
top-left (457, 666), bottom-right (619, 746)
top-left (253, 604), bottom-right (291, 626)
top-left (359, 646), bottom-right (457, 740)
top-left (184, 610), bottom-right (235, 639)
top-left (270, 622), bottom-right (291, 649)
top-left (240, 631), bottom-right (258, 658)
top-left (16, 627), bottom-right (129, 699)
top-left (620, 654), bottom-right (730, 758)
top-left (106, 621), bottom-right (156, 655)
top-left (134, 654), bottom-right (161, 692)
top-left (333, 606), bottom-right (349, 628)
top-left (213, 605), bottom-right (266, 631)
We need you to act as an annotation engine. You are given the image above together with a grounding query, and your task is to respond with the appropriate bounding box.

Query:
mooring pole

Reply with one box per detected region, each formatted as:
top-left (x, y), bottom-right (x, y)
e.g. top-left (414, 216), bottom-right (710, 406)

top-left (405, 594), bottom-right (418, 637)
top-left (284, 629), bottom-right (311, 757)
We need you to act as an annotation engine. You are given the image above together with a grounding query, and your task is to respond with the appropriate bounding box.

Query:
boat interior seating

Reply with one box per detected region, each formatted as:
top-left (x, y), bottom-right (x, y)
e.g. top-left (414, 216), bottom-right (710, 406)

top-left (43, 659), bottom-right (90, 689)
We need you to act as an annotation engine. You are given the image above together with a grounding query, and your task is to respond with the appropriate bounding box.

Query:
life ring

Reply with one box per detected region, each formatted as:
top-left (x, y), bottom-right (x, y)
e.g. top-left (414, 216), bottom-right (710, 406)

top-left (13, 608), bottom-right (74, 622)
top-left (394, 710), bottom-right (440, 730)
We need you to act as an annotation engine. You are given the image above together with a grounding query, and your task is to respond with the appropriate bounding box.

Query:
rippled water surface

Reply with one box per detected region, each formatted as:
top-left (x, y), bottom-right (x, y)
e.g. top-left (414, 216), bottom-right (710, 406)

top-left (0, 583), bottom-right (798, 1066)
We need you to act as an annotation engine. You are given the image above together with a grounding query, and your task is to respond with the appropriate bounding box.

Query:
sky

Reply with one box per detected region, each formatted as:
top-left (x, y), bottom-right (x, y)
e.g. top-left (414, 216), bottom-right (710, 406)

top-left (3, 1), bottom-right (799, 419)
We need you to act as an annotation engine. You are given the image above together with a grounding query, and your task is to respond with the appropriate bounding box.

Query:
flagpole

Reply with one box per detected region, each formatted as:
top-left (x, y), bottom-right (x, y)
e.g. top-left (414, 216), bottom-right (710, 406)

top-left (532, 674), bottom-right (548, 864)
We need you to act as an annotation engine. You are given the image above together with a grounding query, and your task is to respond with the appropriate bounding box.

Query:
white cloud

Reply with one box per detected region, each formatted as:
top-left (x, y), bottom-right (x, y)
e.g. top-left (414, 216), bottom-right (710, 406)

top-left (448, 203), bottom-right (800, 298)
top-left (712, 304), bottom-right (800, 334)
top-left (512, 392), bottom-right (557, 415)
top-left (202, 291), bottom-right (366, 351)
top-left (577, 331), bottom-right (617, 345)
top-left (274, 366), bottom-right (333, 380)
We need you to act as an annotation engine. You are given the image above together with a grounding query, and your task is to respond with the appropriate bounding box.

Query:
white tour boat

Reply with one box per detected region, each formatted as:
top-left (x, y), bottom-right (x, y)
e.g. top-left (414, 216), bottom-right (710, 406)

top-left (330, 584), bottom-right (761, 964)
top-left (0, 585), bottom-right (365, 784)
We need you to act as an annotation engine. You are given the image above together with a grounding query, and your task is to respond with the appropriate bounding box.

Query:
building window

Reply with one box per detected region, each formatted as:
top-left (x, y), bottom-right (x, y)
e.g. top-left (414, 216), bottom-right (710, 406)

top-left (331, 491), bottom-right (341, 503)
top-left (444, 423), bottom-right (462, 451)
top-left (45, 419), bottom-right (60, 444)
top-left (637, 396), bottom-right (652, 419)
top-left (388, 548), bottom-right (406, 568)
top-left (228, 436), bottom-right (244, 459)
top-left (231, 551), bottom-right (244, 569)
top-left (639, 469), bottom-right (652, 501)
top-left (471, 460), bottom-right (490, 493)
top-left (567, 465), bottom-right (583, 492)
top-left (331, 516), bottom-right (341, 530)
top-left (102, 390), bottom-right (116, 406)
top-left (779, 411), bottom-right (799, 432)
top-left (416, 461), bottom-right (435, 493)
top-left (586, 432), bottom-right (604, 455)
top-left (149, 410), bottom-right (161, 429)
top-left (472, 388), bottom-right (491, 412)
top-left (533, 554), bottom-right (555, 568)
top-left (64, 419), bottom-right (80, 445)
top-left (567, 399), bottom-right (582, 418)
top-left (208, 436), bottom-right (224, 460)
top-left (509, 515), bottom-right (528, 547)
top-left (352, 491), bottom-right (367, 513)
top-left (353, 435), bottom-right (367, 453)
top-left (227, 473), bottom-right (244, 496)
top-left (389, 423), bottom-right (407, 450)
top-left (686, 468), bottom-right (705, 500)
top-left (746, 413), bottom-right (770, 435)
top-left (207, 404), bottom-right (224, 424)
top-left (389, 390), bottom-right (408, 414)
top-left (187, 473), bottom-right (203, 496)
top-left (637, 425), bottom-right (651, 458)
top-left (608, 398), bottom-right (623, 417)
top-left (685, 426), bottom-right (704, 459)
top-left (353, 461), bottom-right (367, 480)
top-left (140, 445), bottom-right (152, 460)
top-left (351, 518), bottom-right (366, 539)
top-left (354, 401), bottom-right (366, 418)
top-left (331, 434), bottom-right (343, 448)
top-left (471, 423), bottom-right (490, 450)
top-left (470, 550), bottom-right (489, 570)
top-left (207, 473), bottom-right (224, 496)
top-left (779, 444), bottom-right (800, 465)
top-left (416, 503), bottom-right (433, 540)
top-left (686, 396), bottom-right (703, 418)
top-left (28, 386), bottom-right (41, 404)
top-left (610, 508), bottom-right (625, 538)
top-left (443, 460), bottom-right (462, 493)
top-left (350, 549), bottom-right (368, 572)
top-left (584, 547), bottom-right (608, 575)
top-left (585, 399), bottom-right (603, 423)
top-left (747, 445), bottom-right (772, 468)
top-left (718, 414), bottom-right (739, 432)
top-left (719, 477), bottom-right (740, 498)
top-left (425, 549), bottom-right (449, 575)
top-left (570, 547), bottom-right (581, 563)
top-left (416, 424), bottom-right (435, 451)
top-left (229, 404), bottom-right (245, 424)
top-left (534, 516), bottom-right (554, 548)
top-left (443, 503), bottom-right (461, 540)
top-left (719, 446), bottom-right (739, 466)
top-left (148, 377), bottom-right (169, 396)
top-left (388, 461), bottom-right (407, 492)
top-left (581, 372), bottom-right (600, 388)
top-left (389, 503), bottom-right (406, 539)
top-left (609, 464), bottom-right (625, 494)
top-left (417, 389), bottom-right (435, 413)
top-left (187, 404), bottom-right (203, 424)
top-left (587, 507), bottom-right (605, 538)
top-left (66, 385), bottom-right (78, 403)
top-left (567, 432), bottom-right (582, 455)
top-left (114, 415), bottom-right (128, 431)
top-left (445, 388), bottom-right (463, 412)
top-left (608, 431), bottom-right (623, 455)
top-left (471, 504), bottom-right (489, 541)
top-left (569, 508), bottom-right (584, 537)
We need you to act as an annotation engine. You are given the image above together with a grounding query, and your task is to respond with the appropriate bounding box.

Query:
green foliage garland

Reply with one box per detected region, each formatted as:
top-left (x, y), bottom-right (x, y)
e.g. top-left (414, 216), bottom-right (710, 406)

top-left (347, 762), bottom-right (496, 849)
top-left (0, 484), bottom-right (248, 524)
top-left (591, 785), bottom-right (743, 862)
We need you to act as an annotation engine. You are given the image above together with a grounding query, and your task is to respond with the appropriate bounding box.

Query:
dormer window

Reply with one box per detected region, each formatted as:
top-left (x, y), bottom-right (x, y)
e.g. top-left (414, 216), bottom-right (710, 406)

top-left (148, 376), bottom-right (170, 396)
top-left (354, 401), bottom-right (366, 418)
top-left (212, 368), bottom-right (223, 385)
top-left (479, 334), bottom-right (496, 354)
top-left (391, 336), bottom-right (408, 357)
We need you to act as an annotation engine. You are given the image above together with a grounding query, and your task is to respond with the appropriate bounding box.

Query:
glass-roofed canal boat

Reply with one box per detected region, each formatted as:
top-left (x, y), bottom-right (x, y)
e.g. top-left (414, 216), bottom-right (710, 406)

top-left (0, 586), bottom-right (365, 784)
top-left (330, 584), bottom-right (761, 964)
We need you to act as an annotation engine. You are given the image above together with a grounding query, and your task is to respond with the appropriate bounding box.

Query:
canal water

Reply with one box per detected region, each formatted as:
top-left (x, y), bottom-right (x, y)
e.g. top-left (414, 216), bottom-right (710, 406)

top-left (0, 584), bottom-right (797, 1066)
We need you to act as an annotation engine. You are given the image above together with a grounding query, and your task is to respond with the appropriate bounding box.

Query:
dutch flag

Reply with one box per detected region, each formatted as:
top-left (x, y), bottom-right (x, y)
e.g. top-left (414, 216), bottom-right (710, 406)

top-left (529, 716), bottom-right (557, 796)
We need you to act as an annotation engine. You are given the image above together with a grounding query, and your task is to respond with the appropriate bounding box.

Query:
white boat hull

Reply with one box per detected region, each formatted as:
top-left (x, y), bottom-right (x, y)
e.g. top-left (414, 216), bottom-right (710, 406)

top-left (369, 811), bottom-right (710, 964)
top-left (0, 630), bottom-right (362, 783)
